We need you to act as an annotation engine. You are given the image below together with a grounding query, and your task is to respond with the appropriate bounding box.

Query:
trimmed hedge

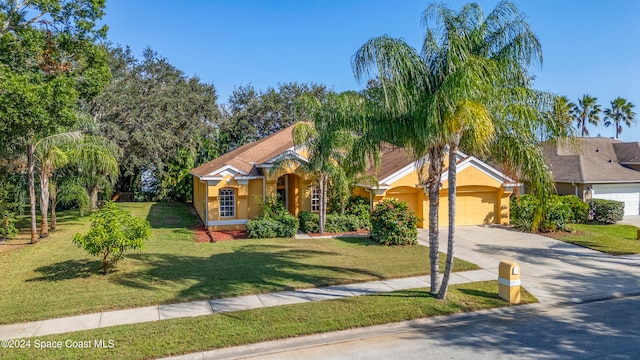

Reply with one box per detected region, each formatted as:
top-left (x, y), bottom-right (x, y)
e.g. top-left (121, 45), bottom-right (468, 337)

top-left (297, 211), bottom-right (367, 234)
top-left (345, 196), bottom-right (371, 226)
top-left (298, 211), bottom-right (319, 233)
top-left (370, 198), bottom-right (419, 245)
top-left (587, 198), bottom-right (624, 224)
top-left (561, 195), bottom-right (589, 223)
top-left (510, 194), bottom-right (579, 232)
top-left (540, 196), bottom-right (573, 232)
top-left (247, 214), bottom-right (299, 238)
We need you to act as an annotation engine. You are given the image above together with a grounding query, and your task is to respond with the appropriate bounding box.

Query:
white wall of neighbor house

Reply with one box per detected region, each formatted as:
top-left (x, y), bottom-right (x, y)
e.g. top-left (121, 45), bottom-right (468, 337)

top-left (591, 184), bottom-right (640, 216)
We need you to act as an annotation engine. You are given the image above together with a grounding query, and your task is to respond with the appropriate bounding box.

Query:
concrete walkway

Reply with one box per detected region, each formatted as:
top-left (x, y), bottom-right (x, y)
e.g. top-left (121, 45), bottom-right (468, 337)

top-left (0, 269), bottom-right (494, 341)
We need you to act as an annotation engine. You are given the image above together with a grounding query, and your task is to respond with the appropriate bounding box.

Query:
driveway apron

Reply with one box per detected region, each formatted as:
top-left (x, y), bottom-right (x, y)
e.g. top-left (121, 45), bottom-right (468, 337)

top-left (418, 226), bottom-right (640, 303)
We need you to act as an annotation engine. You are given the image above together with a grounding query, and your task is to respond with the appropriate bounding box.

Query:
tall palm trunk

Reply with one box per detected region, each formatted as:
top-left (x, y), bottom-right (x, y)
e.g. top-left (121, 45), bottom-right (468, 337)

top-left (438, 141), bottom-right (459, 299)
top-left (89, 185), bottom-right (99, 209)
top-left (427, 145), bottom-right (444, 295)
top-left (50, 180), bottom-right (57, 230)
top-left (27, 141), bottom-right (38, 243)
top-left (318, 173), bottom-right (328, 234)
top-left (39, 162), bottom-right (51, 238)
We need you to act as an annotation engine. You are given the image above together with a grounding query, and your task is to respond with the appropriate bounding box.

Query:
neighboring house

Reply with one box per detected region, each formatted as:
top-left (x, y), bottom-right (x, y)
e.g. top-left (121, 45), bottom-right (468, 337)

top-left (191, 124), bottom-right (518, 231)
top-left (543, 137), bottom-right (640, 216)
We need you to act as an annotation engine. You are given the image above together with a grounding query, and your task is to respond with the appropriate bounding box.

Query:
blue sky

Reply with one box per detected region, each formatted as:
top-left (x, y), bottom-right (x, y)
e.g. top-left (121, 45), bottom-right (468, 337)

top-left (102, 1), bottom-right (640, 141)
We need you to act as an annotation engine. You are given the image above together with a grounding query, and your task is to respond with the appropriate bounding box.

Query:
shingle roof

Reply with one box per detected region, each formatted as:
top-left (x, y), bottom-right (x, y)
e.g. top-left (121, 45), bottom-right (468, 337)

top-left (613, 142), bottom-right (640, 163)
top-left (543, 138), bottom-right (640, 183)
top-left (190, 124), bottom-right (296, 178)
top-left (364, 144), bottom-right (414, 183)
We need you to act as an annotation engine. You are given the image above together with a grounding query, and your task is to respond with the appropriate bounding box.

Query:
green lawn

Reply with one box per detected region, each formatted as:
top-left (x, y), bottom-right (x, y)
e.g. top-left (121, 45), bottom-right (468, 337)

top-left (548, 223), bottom-right (640, 255)
top-left (0, 202), bottom-right (478, 324)
top-left (1, 280), bottom-right (536, 360)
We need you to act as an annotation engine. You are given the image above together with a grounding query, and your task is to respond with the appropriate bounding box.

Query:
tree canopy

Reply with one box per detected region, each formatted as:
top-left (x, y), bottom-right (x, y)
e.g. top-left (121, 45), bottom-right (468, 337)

top-left (89, 46), bottom-right (221, 198)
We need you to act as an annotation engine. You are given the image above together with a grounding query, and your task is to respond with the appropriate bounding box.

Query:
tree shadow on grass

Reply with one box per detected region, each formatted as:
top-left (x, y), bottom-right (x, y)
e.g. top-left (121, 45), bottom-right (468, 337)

top-left (334, 237), bottom-right (380, 246)
top-left (26, 259), bottom-right (104, 282)
top-left (458, 288), bottom-right (500, 300)
top-left (117, 243), bottom-right (386, 304)
top-left (146, 202), bottom-right (199, 229)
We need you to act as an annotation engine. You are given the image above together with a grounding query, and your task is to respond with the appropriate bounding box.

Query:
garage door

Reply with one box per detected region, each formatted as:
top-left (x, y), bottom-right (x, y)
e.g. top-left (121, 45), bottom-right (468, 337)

top-left (592, 184), bottom-right (640, 216)
top-left (450, 191), bottom-right (498, 226)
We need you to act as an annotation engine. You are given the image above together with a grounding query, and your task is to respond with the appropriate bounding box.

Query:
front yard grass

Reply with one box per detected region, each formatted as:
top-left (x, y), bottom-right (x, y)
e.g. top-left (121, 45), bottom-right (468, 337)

top-left (546, 223), bottom-right (640, 255)
top-left (1, 280), bottom-right (537, 360)
top-left (0, 202), bottom-right (478, 324)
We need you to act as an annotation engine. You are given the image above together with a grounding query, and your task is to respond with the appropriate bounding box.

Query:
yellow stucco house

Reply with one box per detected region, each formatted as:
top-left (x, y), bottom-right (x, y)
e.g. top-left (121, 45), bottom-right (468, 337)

top-left (190, 124), bottom-right (518, 231)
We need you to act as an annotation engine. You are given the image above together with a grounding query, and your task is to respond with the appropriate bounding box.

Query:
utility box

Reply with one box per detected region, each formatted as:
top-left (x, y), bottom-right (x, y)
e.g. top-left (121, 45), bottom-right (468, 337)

top-left (498, 260), bottom-right (521, 304)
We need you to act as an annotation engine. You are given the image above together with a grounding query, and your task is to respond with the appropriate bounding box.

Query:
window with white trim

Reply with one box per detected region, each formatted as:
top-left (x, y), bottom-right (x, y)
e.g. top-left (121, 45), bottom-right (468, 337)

top-left (219, 188), bottom-right (235, 217)
top-left (311, 186), bottom-right (320, 212)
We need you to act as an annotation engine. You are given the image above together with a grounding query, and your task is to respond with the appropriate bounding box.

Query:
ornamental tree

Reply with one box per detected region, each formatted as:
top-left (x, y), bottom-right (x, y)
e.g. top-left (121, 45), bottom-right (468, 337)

top-left (73, 202), bottom-right (150, 274)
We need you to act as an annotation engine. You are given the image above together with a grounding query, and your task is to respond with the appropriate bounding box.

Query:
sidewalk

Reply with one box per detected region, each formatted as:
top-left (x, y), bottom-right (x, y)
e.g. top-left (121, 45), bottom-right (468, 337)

top-left (0, 269), bottom-right (495, 341)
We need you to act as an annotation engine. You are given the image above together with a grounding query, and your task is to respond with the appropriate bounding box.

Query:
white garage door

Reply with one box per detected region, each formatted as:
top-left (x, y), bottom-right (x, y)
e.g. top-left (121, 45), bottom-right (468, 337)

top-left (592, 184), bottom-right (640, 216)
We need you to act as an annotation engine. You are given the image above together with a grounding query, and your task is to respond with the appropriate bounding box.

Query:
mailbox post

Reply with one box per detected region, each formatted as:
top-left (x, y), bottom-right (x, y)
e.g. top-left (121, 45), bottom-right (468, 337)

top-left (498, 260), bottom-right (521, 304)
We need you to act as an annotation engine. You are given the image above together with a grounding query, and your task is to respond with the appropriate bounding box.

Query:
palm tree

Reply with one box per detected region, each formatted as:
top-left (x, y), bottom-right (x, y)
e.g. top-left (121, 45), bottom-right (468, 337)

top-left (289, 93), bottom-right (363, 234)
top-left (352, 1), bottom-right (552, 299)
top-left (572, 95), bottom-right (602, 137)
top-left (35, 132), bottom-right (83, 237)
top-left (66, 135), bottom-right (122, 209)
top-left (604, 97), bottom-right (636, 139)
top-left (540, 96), bottom-right (577, 141)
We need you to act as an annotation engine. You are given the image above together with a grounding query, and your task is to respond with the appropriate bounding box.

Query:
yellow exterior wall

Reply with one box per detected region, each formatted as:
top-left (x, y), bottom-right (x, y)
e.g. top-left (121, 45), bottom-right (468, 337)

top-left (441, 166), bottom-right (504, 190)
top-left (193, 177), bottom-right (207, 222)
top-left (202, 159), bottom-right (317, 230)
top-left (248, 179), bottom-right (264, 219)
top-left (199, 152), bottom-right (513, 230)
top-left (356, 160), bottom-right (513, 228)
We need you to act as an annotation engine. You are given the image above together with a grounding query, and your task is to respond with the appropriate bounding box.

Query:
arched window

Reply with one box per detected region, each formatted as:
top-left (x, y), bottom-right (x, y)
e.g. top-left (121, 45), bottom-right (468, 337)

top-left (219, 188), bottom-right (235, 217)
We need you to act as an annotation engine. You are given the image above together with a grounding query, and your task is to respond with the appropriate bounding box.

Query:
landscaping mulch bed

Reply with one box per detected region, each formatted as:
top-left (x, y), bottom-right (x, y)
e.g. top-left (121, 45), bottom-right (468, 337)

top-left (191, 224), bottom-right (213, 243)
top-left (195, 226), bottom-right (248, 242)
top-left (543, 229), bottom-right (584, 240)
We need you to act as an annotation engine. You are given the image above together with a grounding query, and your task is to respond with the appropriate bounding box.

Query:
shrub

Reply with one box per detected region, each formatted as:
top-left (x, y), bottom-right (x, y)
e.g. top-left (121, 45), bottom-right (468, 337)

top-left (543, 196), bottom-right (573, 232)
top-left (587, 198), bottom-right (624, 224)
top-left (345, 195), bottom-right (371, 229)
top-left (371, 199), bottom-right (419, 245)
top-left (257, 195), bottom-right (288, 219)
top-left (510, 195), bottom-right (539, 231)
top-left (0, 210), bottom-right (18, 239)
top-left (325, 214), bottom-right (362, 233)
top-left (247, 218), bottom-right (278, 238)
top-left (510, 194), bottom-right (573, 232)
top-left (298, 211), bottom-right (366, 234)
top-left (72, 202), bottom-right (151, 274)
top-left (274, 214), bottom-right (299, 238)
top-left (247, 214), bottom-right (298, 238)
top-left (560, 195), bottom-right (589, 223)
top-left (298, 211), bottom-right (319, 233)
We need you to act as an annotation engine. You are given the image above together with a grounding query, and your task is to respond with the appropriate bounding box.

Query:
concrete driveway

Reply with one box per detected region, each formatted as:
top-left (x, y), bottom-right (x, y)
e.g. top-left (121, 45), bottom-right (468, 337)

top-left (621, 215), bottom-right (640, 227)
top-left (418, 226), bottom-right (640, 303)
